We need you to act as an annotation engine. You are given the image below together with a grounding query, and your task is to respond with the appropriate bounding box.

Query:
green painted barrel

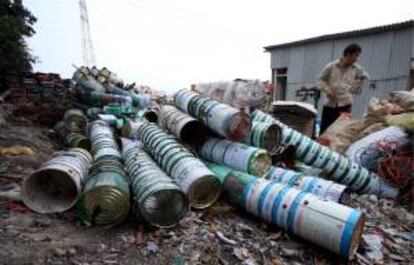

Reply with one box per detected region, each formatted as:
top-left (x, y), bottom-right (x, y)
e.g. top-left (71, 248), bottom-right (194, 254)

top-left (122, 139), bottom-right (188, 227)
top-left (137, 123), bottom-right (221, 209)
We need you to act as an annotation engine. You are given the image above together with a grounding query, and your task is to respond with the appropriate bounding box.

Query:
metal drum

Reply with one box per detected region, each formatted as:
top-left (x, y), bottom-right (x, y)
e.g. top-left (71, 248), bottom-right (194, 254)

top-left (265, 166), bottom-right (350, 204)
top-left (199, 138), bottom-right (271, 176)
top-left (241, 178), bottom-right (364, 258)
top-left (245, 122), bottom-right (281, 154)
top-left (78, 121), bottom-right (130, 227)
top-left (174, 89), bottom-right (252, 141)
top-left (137, 123), bottom-right (221, 209)
top-left (250, 110), bottom-right (399, 198)
top-left (122, 140), bottom-right (188, 227)
top-left (158, 105), bottom-right (207, 146)
top-left (130, 93), bottom-right (151, 109)
top-left (21, 148), bottom-right (92, 214)
top-left (63, 109), bottom-right (88, 129)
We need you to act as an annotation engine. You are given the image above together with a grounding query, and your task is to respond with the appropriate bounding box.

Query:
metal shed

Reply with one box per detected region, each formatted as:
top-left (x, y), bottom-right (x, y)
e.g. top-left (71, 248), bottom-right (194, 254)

top-left (264, 20), bottom-right (414, 117)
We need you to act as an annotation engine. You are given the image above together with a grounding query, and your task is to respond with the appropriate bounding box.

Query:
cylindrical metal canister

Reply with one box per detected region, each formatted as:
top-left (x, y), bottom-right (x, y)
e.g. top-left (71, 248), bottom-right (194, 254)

top-left (122, 139), bottom-right (188, 227)
top-left (86, 107), bottom-right (103, 120)
top-left (223, 175), bottom-right (364, 259)
top-left (174, 89), bottom-right (251, 141)
top-left (121, 119), bottom-right (142, 139)
top-left (264, 166), bottom-right (350, 204)
top-left (137, 122), bottom-right (221, 209)
top-left (21, 148), bottom-right (92, 214)
top-left (158, 105), bottom-right (207, 146)
top-left (130, 93), bottom-right (151, 109)
top-left (77, 121), bottom-right (130, 227)
top-left (63, 109), bottom-right (88, 131)
top-left (245, 121), bottom-right (281, 154)
top-left (76, 75), bottom-right (106, 93)
top-left (251, 110), bottom-right (398, 199)
top-left (199, 138), bottom-right (271, 176)
top-left (89, 92), bottom-right (132, 107)
top-left (137, 103), bottom-right (160, 123)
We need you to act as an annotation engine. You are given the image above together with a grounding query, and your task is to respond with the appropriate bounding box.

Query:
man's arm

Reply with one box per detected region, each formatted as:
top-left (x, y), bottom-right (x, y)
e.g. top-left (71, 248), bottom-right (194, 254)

top-left (317, 63), bottom-right (335, 99)
top-left (351, 65), bottom-right (370, 94)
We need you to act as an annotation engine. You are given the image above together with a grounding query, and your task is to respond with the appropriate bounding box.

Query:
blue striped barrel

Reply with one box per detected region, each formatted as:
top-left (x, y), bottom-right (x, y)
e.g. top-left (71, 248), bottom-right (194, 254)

top-left (265, 167), bottom-right (349, 203)
top-left (242, 178), bottom-right (364, 258)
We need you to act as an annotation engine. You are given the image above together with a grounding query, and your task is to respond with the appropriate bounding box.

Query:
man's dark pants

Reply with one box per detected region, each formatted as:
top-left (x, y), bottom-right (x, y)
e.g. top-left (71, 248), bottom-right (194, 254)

top-left (320, 104), bottom-right (352, 134)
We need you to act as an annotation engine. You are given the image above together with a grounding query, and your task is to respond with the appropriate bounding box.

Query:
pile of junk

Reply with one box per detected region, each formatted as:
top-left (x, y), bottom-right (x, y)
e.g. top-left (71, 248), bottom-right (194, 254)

top-left (12, 67), bottom-right (414, 263)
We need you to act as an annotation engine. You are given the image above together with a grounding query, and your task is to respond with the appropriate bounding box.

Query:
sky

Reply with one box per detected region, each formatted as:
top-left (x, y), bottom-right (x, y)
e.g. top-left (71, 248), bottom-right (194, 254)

top-left (24, 0), bottom-right (413, 94)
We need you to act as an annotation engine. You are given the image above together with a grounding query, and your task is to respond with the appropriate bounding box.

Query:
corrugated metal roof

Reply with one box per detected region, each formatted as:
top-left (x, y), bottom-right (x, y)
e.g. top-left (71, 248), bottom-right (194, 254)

top-left (264, 20), bottom-right (414, 52)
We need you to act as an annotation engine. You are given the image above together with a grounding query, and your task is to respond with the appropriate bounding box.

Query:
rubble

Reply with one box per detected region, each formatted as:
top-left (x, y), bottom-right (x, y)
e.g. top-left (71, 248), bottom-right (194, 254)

top-left (0, 67), bottom-right (412, 264)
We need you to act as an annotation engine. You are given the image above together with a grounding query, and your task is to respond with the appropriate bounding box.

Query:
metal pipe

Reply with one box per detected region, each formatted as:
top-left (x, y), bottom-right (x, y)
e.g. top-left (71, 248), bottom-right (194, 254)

top-left (21, 148), bottom-right (92, 214)
top-left (174, 89), bottom-right (252, 141)
top-left (198, 138), bottom-right (271, 176)
top-left (137, 122), bottom-right (221, 209)
top-left (251, 110), bottom-right (399, 199)
top-left (158, 105), bottom-right (207, 146)
top-left (122, 139), bottom-right (188, 227)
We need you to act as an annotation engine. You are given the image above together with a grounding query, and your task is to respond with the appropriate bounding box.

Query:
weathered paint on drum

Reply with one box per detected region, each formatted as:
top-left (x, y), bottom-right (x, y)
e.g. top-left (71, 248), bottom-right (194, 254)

top-left (241, 178), bottom-right (364, 258)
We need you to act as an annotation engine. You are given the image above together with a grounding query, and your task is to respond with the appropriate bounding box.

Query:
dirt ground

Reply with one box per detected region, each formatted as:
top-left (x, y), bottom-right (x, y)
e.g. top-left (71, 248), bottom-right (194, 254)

top-left (0, 103), bottom-right (413, 265)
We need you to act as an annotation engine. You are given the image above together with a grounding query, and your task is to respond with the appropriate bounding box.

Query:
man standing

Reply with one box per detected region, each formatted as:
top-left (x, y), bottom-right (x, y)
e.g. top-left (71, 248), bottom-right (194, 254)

top-left (317, 43), bottom-right (370, 133)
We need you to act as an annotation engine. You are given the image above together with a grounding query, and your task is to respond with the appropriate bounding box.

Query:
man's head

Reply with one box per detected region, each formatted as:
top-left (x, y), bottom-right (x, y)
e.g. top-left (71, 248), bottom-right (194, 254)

top-left (342, 43), bottom-right (362, 66)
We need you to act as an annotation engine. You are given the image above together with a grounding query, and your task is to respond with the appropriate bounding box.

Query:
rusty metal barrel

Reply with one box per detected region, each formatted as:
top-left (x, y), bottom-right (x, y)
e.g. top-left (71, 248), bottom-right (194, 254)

top-left (77, 120), bottom-right (130, 227)
top-left (137, 122), bottom-right (221, 209)
top-left (199, 138), bottom-right (271, 176)
top-left (245, 122), bottom-right (281, 154)
top-left (220, 172), bottom-right (365, 259)
top-left (21, 148), bottom-right (92, 214)
top-left (122, 139), bottom-right (188, 227)
top-left (55, 110), bottom-right (91, 151)
top-left (174, 89), bottom-right (251, 141)
top-left (63, 109), bottom-right (88, 130)
top-left (251, 110), bottom-right (398, 199)
top-left (158, 105), bottom-right (207, 146)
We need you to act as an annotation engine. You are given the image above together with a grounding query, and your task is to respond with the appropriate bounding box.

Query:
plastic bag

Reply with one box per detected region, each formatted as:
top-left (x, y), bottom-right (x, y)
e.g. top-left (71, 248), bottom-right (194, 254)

top-left (385, 112), bottom-right (414, 132)
top-left (389, 90), bottom-right (414, 111)
top-left (195, 80), bottom-right (265, 109)
top-left (319, 114), bottom-right (364, 153)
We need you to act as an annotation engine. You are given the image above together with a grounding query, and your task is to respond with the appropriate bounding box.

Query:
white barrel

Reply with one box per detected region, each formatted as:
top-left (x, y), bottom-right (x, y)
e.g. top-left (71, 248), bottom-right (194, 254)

top-left (245, 122), bottom-right (281, 154)
top-left (21, 148), bottom-right (92, 214)
top-left (199, 138), bottom-right (271, 176)
top-left (264, 167), bottom-right (350, 203)
top-left (242, 178), bottom-right (364, 258)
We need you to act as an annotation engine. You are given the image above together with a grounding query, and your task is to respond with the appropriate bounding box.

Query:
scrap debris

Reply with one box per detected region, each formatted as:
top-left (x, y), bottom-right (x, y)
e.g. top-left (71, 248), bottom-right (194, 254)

top-left (0, 66), bottom-right (413, 264)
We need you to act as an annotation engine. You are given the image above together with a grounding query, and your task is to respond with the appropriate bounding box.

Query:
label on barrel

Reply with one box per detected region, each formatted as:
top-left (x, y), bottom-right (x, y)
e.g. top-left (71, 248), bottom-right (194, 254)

top-left (172, 159), bottom-right (213, 194)
top-left (224, 143), bottom-right (257, 173)
top-left (292, 199), bottom-right (359, 256)
top-left (207, 105), bottom-right (238, 137)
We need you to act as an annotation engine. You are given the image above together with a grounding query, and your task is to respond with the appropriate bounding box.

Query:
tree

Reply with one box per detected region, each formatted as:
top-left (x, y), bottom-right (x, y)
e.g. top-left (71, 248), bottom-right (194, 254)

top-left (0, 0), bottom-right (37, 92)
